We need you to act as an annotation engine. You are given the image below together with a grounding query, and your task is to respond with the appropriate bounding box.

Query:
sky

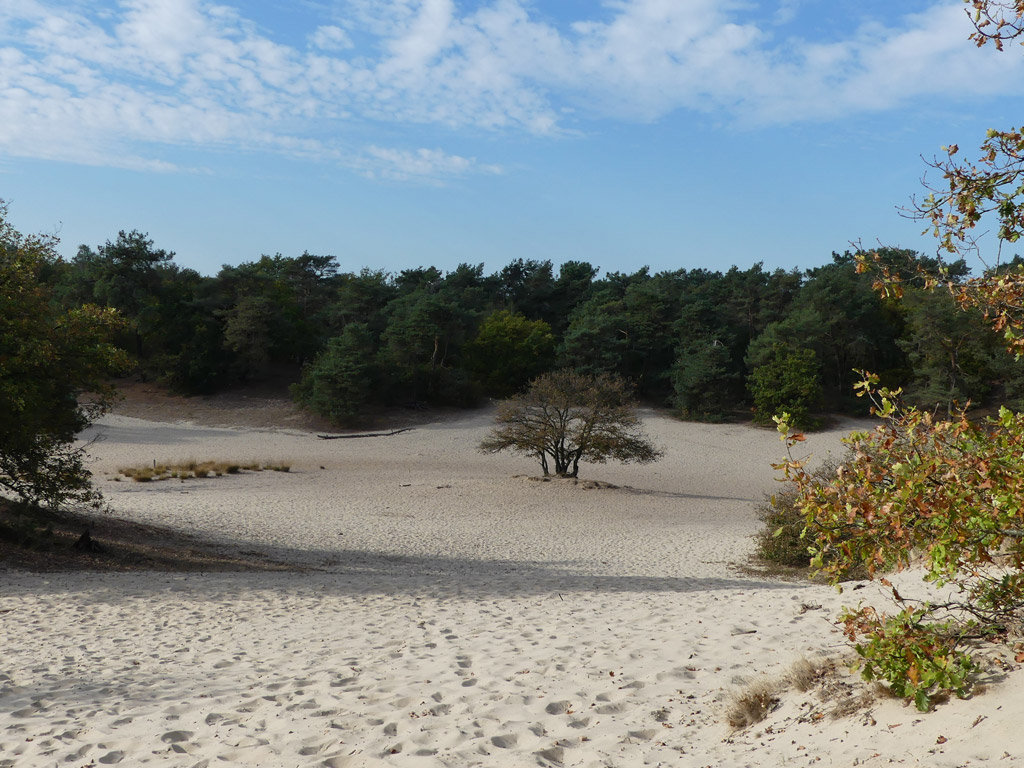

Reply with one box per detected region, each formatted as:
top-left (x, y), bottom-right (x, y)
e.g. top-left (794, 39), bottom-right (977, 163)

top-left (2, 0), bottom-right (1023, 277)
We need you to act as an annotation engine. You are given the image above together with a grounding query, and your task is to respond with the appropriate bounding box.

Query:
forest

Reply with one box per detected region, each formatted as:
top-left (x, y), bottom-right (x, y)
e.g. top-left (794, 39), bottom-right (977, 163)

top-left (32, 227), bottom-right (1022, 428)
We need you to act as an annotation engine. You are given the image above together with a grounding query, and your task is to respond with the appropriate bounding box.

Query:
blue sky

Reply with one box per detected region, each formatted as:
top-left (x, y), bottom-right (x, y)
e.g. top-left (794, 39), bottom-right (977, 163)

top-left (2, 0), bottom-right (1022, 277)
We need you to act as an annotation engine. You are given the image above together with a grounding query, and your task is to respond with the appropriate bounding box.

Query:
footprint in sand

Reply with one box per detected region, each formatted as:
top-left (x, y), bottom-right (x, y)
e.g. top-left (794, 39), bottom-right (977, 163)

top-left (491, 734), bottom-right (518, 749)
top-left (161, 730), bottom-right (193, 744)
top-left (544, 700), bottom-right (572, 715)
top-left (536, 746), bottom-right (565, 765)
top-left (321, 755), bottom-right (393, 768)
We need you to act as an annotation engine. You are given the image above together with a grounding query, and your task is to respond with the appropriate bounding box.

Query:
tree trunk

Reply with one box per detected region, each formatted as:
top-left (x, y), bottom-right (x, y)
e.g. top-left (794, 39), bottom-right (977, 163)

top-left (570, 448), bottom-right (582, 478)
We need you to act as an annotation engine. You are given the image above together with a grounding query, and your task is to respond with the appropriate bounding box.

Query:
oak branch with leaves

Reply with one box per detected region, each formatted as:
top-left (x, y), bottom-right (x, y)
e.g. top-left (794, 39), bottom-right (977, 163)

top-left (885, 2), bottom-right (1024, 356)
top-left (774, 373), bottom-right (1024, 710)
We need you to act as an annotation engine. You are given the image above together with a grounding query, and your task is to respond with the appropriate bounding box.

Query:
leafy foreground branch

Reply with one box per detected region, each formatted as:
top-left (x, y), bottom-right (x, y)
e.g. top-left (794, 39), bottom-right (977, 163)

top-left (775, 375), bottom-right (1024, 711)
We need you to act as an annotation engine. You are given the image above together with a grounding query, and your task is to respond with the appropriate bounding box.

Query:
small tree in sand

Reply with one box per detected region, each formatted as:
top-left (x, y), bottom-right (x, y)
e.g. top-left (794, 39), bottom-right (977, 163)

top-left (480, 370), bottom-right (662, 478)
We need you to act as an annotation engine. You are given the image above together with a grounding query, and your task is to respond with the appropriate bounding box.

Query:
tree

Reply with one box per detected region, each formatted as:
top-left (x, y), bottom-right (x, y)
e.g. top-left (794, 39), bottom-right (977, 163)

top-left (747, 344), bottom-right (823, 429)
top-left (292, 323), bottom-right (377, 425)
top-left (462, 310), bottom-right (556, 396)
top-left (671, 333), bottom-right (738, 420)
top-left (377, 273), bottom-right (481, 406)
top-left (480, 370), bottom-right (662, 478)
top-left (74, 230), bottom-right (173, 359)
top-left (887, 3), bottom-right (1024, 353)
top-left (897, 288), bottom-right (1003, 413)
top-left (0, 202), bottom-right (128, 510)
top-left (215, 252), bottom-right (340, 372)
top-left (221, 295), bottom-right (276, 379)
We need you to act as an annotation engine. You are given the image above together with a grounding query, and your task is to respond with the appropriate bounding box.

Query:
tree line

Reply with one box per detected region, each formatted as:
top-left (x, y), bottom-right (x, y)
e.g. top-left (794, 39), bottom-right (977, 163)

top-left (38, 228), bottom-right (1024, 427)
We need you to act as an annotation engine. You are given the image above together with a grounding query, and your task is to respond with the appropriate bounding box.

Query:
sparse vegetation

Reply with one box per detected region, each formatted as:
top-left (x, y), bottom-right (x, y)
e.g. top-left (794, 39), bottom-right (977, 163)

top-left (725, 656), bottom-right (855, 730)
top-left (725, 677), bottom-right (783, 729)
top-left (116, 460), bottom-right (290, 482)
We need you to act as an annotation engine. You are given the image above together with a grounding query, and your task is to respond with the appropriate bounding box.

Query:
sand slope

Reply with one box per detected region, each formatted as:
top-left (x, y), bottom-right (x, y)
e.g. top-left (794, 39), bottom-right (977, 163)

top-left (2, 409), bottom-right (1021, 767)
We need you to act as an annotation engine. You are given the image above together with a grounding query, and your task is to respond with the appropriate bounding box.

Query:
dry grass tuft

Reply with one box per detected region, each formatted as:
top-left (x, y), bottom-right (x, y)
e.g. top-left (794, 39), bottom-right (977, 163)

top-left (787, 657), bottom-right (830, 692)
top-left (726, 678), bottom-right (782, 729)
top-left (725, 656), bottom-right (857, 731)
top-left (116, 459), bottom-right (293, 483)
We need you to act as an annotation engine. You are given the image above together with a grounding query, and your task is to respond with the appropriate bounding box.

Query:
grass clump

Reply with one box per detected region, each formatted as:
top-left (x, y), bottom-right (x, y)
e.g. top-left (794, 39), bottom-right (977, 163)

top-left (116, 459), bottom-right (292, 483)
top-left (725, 678), bottom-right (783, 729)
top-left (725, 657), bottom-right (846, 730)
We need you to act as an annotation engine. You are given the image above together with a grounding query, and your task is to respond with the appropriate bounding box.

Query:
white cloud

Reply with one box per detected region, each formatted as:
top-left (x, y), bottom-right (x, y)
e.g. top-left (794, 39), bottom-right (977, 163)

top-left (774, 0), bottom-right (803, 26)
top-left (310, 25), bottom-right (353, 51)
top-left (0, 0), bottom-right (1018, 177)
top-left (356, 145), bottom-right (503, 182)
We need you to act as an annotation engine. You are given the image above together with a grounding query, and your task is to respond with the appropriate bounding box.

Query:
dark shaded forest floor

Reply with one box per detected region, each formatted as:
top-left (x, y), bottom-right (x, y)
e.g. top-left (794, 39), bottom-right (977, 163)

top-left (110, 376), bottom-right (334, 431)
top-left (0, 500), bottom-right (297, 573)
top-left (110, 377), bottom-right (479, 433)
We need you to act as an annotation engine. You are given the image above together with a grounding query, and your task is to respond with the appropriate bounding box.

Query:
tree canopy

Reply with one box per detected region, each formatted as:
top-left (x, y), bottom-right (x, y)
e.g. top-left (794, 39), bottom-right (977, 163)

top-left (480, 370), bottom-right (662, 478)
top-left (0, 202), bottom-right (128, 510)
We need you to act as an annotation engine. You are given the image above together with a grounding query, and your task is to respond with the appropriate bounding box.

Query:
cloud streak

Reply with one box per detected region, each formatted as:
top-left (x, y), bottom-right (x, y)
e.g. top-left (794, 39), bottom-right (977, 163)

top-left (0, 0), bottom-right (1016, 177)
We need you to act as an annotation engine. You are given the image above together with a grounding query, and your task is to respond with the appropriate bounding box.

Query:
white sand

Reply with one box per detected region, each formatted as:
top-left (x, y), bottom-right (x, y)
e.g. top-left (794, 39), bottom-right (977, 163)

top-left (2, 409), bottom-right (1021, 767)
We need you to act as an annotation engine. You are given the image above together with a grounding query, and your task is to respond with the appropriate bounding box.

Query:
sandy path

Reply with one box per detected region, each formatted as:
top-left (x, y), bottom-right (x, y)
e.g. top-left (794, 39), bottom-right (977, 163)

top-left (2, 410), bottom-right (1021, 767)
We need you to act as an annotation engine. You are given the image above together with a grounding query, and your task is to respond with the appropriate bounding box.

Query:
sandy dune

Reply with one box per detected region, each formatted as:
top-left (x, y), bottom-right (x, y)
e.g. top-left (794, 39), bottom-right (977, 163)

top-left (2, 409), bottom-right (1021, 767)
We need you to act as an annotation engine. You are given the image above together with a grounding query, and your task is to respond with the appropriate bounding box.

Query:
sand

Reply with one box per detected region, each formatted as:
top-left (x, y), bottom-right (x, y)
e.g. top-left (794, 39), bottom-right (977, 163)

top-left (2, 408), bottom-right (1022, 767)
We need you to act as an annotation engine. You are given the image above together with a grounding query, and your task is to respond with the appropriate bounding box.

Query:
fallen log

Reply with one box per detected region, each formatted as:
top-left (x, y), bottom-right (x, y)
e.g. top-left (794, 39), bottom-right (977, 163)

top-left (317, 428), bottom-right (414, 440)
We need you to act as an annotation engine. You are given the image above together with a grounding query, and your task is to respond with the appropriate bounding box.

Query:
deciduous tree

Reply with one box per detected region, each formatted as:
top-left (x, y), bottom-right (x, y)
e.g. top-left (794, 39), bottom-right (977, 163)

top-left (462, 310), bottom-right (555, 396)
top-left (0, 202), bottom-right (128, 510)
top-left (480, 370), bottom-right (662, 478)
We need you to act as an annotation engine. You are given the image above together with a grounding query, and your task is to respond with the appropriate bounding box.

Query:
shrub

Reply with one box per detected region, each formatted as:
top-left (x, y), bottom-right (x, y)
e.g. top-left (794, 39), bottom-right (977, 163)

top-left (755, 456), bottom-right (840, 568)
top-left (748, 345), bottom-right (822, 430)
top-left (756, 450), bottom-right (869, 579)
